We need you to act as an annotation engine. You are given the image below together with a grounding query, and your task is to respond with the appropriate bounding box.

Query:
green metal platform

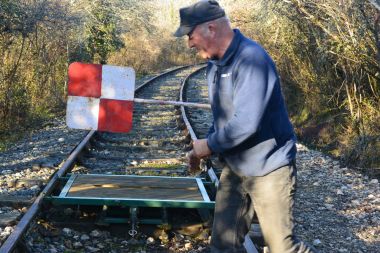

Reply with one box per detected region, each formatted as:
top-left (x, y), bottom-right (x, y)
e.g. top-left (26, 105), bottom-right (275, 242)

top-left (47, 174), bottom-right (215, 209)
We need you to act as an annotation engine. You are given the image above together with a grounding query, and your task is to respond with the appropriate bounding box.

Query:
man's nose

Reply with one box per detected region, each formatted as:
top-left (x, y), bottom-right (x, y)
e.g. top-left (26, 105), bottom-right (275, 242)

top-left (188, 40), bottom-right (194, 48)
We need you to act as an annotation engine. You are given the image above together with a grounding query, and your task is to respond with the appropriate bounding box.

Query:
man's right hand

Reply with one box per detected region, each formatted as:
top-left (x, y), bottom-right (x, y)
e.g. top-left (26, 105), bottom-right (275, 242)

top-left (187, 150), bottom-right (201, 174)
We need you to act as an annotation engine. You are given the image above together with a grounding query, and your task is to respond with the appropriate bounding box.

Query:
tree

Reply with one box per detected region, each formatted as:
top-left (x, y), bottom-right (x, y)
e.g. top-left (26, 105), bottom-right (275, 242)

top-left (85, 0), bottom-right (123, 64)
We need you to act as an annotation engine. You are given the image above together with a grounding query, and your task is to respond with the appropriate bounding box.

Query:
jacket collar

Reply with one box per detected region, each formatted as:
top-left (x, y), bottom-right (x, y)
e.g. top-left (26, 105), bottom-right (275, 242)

top-left (211, 29), bottom-right (243, 67)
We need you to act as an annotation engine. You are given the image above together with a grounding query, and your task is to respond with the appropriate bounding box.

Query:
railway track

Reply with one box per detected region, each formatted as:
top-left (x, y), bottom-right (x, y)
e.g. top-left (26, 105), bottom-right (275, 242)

top-left (69, 65), bottom-right (219, 201)
top-left (1, 63), bottom-right (378, 253)
top-left (78, 65), bottom-right (208, 176)
top-left (0, 65), bottom-right (261, 253)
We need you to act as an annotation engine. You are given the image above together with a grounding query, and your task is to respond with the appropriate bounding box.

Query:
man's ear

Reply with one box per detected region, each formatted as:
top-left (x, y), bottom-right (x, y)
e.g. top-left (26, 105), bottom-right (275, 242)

top-left (207, 23), bottom-right (217, 37)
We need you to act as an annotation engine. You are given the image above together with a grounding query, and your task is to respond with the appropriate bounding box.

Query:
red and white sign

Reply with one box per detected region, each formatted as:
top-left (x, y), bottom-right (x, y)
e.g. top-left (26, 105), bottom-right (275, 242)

top-left (66, 62), bottom-right (135, 133)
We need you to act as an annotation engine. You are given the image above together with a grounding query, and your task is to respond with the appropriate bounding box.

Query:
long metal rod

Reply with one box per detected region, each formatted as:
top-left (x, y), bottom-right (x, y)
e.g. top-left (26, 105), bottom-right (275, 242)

top-left (0, 130), bottom-right (95, 253)
top-left (133, 98), bottom-right (211, 109)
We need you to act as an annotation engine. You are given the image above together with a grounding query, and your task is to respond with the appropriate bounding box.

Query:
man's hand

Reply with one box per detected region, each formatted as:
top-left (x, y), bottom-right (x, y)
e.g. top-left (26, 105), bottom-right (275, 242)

top-left (187, 150), bottom-right (201, 174)
top-left (187, 139), bottom-right (211, 175)
top-left (192, 139), bottom-right (212, 158)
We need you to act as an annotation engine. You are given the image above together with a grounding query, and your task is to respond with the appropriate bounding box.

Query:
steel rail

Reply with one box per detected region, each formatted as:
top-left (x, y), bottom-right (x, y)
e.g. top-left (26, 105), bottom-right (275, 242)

top-left (179, 66), bottom-right (208, 141)
top-left (179, 66), bottom-right (258, 253)
top-left (0, 64), bottom-right (202, 252)
top-left (0, 130), bottom-right (95, 253)
top-left (179, 66), bottom-right (219, 187)
top-left (135, 64), bottom-right (197, 91)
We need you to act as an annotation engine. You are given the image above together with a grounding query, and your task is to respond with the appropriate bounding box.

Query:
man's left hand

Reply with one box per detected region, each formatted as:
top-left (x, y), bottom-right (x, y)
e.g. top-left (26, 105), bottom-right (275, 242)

top-left (192, 139), bottom-right (212, 158)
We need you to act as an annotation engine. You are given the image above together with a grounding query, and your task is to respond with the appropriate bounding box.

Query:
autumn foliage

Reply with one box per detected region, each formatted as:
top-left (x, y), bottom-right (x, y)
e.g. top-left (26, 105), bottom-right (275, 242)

top-left (0, 0), bottom-right (379, 171)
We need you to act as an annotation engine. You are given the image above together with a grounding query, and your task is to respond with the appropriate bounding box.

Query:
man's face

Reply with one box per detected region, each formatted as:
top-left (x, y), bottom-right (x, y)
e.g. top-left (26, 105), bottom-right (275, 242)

top-left (187, 25), bottom-right (214, 59)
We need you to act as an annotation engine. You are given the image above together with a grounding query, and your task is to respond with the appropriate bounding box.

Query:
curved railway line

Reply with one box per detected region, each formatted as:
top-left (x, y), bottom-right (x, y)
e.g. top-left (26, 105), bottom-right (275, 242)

top-left (0, 65), bottom-right (260, 253)
top-left (1, 65), bottom-right (379, 253)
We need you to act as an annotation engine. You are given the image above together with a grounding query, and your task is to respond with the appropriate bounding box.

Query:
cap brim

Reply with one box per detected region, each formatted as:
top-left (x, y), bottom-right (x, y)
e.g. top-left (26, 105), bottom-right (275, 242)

top-left (173, 25), bottom-right (194, 37)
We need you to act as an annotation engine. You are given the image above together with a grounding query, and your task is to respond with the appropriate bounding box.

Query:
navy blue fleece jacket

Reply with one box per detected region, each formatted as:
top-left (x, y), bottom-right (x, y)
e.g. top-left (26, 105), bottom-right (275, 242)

top-left (206, 29), bottom-right (296, 176)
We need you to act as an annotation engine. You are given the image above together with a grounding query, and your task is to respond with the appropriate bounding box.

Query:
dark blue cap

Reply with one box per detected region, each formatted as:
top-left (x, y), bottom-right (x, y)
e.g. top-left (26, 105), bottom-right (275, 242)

top-left (174, 0), bottom-right (225, 37)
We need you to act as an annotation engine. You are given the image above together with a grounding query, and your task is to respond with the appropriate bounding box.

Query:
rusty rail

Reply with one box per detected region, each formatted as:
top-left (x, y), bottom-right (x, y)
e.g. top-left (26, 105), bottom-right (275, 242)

top-left (0, 130), bottom-right (95, 253)
top-left (179, 66), bottom-right (258, 253)
top-left (0, 64), bottom-right (202, 252)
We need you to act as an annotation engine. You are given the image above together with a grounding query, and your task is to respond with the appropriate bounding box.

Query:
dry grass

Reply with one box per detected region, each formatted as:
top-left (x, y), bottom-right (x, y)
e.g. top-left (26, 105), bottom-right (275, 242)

top-left (0, 0), bottom-right (379, 171)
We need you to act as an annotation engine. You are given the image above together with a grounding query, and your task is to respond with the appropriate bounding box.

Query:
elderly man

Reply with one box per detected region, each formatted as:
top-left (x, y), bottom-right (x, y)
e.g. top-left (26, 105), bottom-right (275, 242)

top-left (174, 1), bottom-right (316, 253)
